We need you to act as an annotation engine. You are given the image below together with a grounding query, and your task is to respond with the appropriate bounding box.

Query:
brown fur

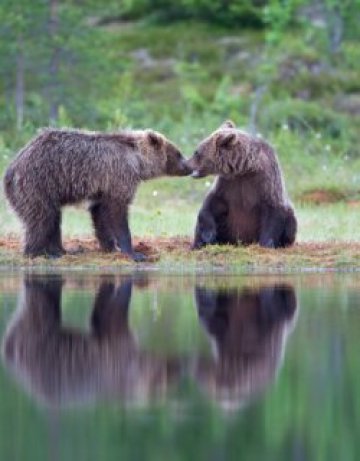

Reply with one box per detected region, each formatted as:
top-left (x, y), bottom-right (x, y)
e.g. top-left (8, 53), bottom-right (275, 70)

top-left (1, 276), bottom-right (297, 409)
top-left (194, 284), bottom-right (297, 408)
top-left (2, 276), bottom-right (178, 407)
top-left (4, 128), bottom-right (190, 259)
top-left (187, 121), bottom-right (297, 248)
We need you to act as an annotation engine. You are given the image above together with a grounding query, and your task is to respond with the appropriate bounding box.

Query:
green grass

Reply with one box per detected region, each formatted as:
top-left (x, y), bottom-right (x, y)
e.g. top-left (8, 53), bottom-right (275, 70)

top-left (1, 179), bottom-right (359, 243)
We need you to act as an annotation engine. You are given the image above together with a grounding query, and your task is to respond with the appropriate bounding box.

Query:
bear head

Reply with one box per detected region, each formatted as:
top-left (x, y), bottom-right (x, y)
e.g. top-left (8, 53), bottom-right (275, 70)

top-left (139, 130), bottom-right (192, 179)
top-left (186, 120), bottom-right (257, 178)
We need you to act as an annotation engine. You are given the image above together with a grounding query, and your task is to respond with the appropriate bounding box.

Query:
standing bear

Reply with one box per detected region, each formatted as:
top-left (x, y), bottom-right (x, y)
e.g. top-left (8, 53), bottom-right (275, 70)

top-left (4, 128), bottom-right (191, 260)
top-left (187, 121), bottom-right (297, 249)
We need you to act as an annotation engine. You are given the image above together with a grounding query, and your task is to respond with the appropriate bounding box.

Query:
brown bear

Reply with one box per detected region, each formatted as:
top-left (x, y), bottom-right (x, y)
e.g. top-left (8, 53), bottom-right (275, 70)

top-left (3, 128), bottom-right (191, 260)
top-left (193, 283), bottom-right (297, 408)
top-left (2, 275), bottom-right (179, 407)
top-left (186, 121), bottom-right (297, 249)
top-left (2, 275), bottom-right (297, 410)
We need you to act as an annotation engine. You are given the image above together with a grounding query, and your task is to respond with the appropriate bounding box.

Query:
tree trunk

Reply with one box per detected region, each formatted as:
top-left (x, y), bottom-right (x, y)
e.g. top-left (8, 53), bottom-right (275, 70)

top-left (47, 0), bottom-right (60, 125)
top-left (15, 34), bottom-right (25, 131)
top-left (324, 2), bottom-right (344, 54)
top-left (248, 85), bottom-right (266, 135)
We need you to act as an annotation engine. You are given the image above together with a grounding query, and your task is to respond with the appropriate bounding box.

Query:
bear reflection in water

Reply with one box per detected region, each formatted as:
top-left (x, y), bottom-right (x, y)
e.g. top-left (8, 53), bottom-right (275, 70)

top-left (194, 284), bottom-right (297, 409)
top-left (2, 276), bottom-right (297, 409)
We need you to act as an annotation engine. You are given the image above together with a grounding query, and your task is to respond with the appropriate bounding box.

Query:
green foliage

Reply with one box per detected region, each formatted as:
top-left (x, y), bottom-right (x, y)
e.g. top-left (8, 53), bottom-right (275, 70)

top-left (0, 0), bottom-right (116, 131)
top-left (264, 0), bottom-right (360, 51)
top-left (122, 0), bottom-right (266, 27)
top-left (263, 0), bottom-right (304, 44)
top-left (260, 99), bottom-right (347, 138)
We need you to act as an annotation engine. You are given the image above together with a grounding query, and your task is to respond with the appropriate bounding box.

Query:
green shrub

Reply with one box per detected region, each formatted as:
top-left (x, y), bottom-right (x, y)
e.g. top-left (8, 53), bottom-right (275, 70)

top-left (259, 99), bottom-right (348, 139)
top-left (122, 0), bottom-right (266, 27)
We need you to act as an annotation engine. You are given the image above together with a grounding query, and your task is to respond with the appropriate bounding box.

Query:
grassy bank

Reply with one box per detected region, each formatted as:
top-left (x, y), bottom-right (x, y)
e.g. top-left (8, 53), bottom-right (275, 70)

top-left (1, 236), bottom-right (359, 273)
top-left (1, 196), bottom-right (360, 274)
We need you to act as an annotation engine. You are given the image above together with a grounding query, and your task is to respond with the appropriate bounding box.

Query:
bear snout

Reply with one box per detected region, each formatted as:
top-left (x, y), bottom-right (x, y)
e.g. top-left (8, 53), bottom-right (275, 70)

top-left (179, 159), bottom-right (193, 176)
top-left (190, 170), bottom-right (202, 178)
top-left (185, 156), bottom-right (209, 179)
top-left (166, 154), bottom-right (193, 176)
top-left (184, 157), bottom-right (198, 177)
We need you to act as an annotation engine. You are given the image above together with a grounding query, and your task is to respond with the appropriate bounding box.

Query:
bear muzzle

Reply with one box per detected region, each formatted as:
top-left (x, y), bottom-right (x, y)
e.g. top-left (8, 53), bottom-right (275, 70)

top-left (190, 169), bottom-right (207, 179)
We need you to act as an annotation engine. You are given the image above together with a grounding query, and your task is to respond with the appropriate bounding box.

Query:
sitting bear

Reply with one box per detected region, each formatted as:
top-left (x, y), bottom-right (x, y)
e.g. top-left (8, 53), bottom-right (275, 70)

top-left (193, 283), bottom-right (297, 408)
top-left (187, 121), bottom-right (297, 249)
top-left (4, 128), bottom-right (191, 260)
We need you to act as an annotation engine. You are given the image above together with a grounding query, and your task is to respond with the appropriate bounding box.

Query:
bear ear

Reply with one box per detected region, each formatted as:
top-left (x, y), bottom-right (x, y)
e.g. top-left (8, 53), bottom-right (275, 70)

top-left (146, 130), bottom-right (163, 148)
top-left (217, 132), bottom-right (237, 149)
top-left (219, 120), bottom-right (236, 130)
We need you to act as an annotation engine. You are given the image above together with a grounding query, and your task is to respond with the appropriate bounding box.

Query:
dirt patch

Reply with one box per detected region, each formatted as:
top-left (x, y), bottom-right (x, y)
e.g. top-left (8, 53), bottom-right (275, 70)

top-left (298, 189), bottom-right (346, 205)
top-left (348, 200), bottom-right (360, 208)
top-left (0, 236), bottom-right (192, 264)
top-left (64, 236), bottom-right (192, 262)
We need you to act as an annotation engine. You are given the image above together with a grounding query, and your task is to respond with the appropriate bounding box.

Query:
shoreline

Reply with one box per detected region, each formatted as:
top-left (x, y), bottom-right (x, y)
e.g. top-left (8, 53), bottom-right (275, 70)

top-left (1, 237), bottom-right (359, 274)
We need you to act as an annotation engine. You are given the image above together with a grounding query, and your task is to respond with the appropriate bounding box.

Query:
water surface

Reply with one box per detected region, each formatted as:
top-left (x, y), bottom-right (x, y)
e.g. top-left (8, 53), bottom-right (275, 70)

top-left (0, 272), bottom-right (359, 461)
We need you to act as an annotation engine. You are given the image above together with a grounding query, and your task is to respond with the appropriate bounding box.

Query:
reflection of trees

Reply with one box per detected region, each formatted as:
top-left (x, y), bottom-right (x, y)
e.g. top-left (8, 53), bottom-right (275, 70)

top-left (193, 284), bottom-right (297, 410)
top-left (2, 276), bottom-right (297, 410)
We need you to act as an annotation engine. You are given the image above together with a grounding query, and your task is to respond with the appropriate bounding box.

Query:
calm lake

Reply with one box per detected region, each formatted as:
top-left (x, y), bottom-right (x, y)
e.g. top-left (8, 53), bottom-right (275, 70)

top-left (0, 272), bottom-right (359, 461)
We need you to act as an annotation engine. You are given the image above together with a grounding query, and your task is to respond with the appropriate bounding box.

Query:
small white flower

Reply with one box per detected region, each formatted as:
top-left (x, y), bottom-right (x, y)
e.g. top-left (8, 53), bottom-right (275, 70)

top-left (152, 190), bottom-right (158, 197)
top-left (256, 132), bottom-right (262, 138)
top-left (315, 132), bottom-right (322, 139)
top-left (205, 181), bottom-right (211, 187)
top-left (325, 145), bottom-right (331, 152)
top-left (322, 165), bottom-right (327, 171)
top-left (282, 123), bottom-right (289, 130)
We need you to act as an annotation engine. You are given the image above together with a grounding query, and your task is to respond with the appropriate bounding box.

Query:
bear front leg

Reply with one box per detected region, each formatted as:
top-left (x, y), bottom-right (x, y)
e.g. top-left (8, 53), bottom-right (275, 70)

top-left (91, 278), bottom-right (133, 339)
top-left (193, 195), bottom-right (228, 249)
top-left (91, 200), bottom-right (145, 261)
top-left (193, 209), bottom-right (218, 249)
top-left (259, 204), bottom-right (288, 249)
top-left (90, 202), bottom-right (117, 252)
top-left (116, 208), bottom-right (147, 262)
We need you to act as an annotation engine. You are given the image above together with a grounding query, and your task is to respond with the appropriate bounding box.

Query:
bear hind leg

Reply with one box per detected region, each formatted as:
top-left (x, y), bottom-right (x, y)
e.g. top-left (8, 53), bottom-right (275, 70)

top-left (259, 205), bottom-right (297, 249)
top-left (279, 208), bottom-right (297, 248)
top-left (259, 205), bottom-right (288, 249)
top-left (24, 208), bottom-right (64, 258)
